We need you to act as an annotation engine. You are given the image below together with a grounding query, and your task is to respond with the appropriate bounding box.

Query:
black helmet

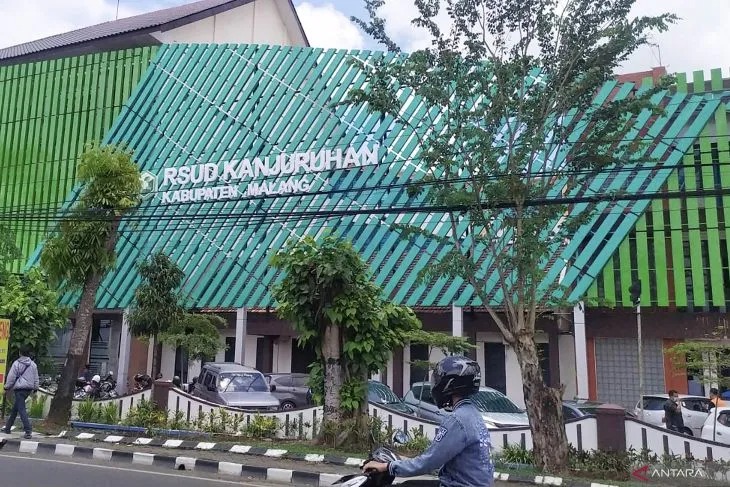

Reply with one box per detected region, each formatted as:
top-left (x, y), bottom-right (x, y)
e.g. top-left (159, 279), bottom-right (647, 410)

top-left (431, 355), bottom-right (481, 409)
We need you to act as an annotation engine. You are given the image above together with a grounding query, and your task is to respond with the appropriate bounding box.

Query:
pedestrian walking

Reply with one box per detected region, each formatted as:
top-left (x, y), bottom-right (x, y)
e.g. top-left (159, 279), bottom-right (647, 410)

top-left (2, 346), bottom-right (39, 439)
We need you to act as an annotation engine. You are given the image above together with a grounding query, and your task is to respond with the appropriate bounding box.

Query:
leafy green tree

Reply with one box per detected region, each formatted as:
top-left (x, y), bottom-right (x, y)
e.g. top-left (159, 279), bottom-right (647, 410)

top-left (0, 227), bottom-right (68, 372)
top-left (270, 235), bottom-right (421, 434)
top-left (348, 0), bottom-right (676, 470)
top-left (129, 251), bottom-right (225, 377)
top-left (160, 313), bottom-right (226, 362)
top-left (41, 144), bottom-right (142, 424)
top-left (128, 252), bottom-right (186, 378)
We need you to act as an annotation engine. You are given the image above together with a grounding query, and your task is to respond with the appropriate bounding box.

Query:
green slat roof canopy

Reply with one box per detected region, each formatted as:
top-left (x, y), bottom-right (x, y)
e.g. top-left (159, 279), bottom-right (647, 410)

top-left (28, 43), bottom-right (723, 311)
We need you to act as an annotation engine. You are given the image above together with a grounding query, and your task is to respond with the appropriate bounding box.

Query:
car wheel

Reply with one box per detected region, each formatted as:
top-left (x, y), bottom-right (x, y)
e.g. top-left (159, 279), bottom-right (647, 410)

top-left (281, 401), bottom-right (296, 410)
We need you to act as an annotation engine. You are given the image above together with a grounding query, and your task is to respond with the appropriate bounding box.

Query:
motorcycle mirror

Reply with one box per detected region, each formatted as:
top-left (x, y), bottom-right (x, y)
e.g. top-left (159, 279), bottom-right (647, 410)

top-left (392, 430), bottom-right (408, 445)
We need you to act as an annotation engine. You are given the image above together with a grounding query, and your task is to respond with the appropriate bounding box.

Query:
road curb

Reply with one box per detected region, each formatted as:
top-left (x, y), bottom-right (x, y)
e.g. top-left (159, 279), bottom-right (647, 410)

top-left (1, 436), bottom-right (621, 487)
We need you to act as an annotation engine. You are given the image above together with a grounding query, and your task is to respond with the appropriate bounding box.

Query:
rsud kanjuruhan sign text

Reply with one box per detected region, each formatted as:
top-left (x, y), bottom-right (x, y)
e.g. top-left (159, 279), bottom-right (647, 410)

top-left (142, 143), bottom-right (381, 204)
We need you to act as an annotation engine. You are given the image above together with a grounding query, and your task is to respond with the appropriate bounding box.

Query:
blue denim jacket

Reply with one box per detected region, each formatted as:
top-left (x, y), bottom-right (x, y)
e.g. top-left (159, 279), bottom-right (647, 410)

top-left (388, 399), bottom-right (494, 486)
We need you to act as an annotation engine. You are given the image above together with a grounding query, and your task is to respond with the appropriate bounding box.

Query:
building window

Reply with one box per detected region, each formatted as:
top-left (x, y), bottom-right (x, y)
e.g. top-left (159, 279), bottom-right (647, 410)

top-left (483, 343), bottom-right (506, 395)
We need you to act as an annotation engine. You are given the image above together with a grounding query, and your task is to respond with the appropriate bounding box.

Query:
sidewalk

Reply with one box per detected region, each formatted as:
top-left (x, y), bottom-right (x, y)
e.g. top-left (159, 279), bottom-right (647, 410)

top-left (16, 430), bottom-right (626, 487)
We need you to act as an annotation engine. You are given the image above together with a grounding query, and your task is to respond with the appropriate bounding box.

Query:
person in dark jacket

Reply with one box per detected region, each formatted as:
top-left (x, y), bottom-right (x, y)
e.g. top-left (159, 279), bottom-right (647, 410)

top-left (663, 389), bottom-right (684, 433)
top-left (362, 356), bottom-right (494, 487)
top-left (2, 346), bottom-right (39, 439)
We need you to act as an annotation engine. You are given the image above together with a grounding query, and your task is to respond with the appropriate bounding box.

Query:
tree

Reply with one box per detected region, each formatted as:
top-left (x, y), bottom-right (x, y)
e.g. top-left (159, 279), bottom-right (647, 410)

top-left (667, 322), bottom-right (730, 441)
top-left (160, 313), bottom-right (226, 362)
top-left (270, 235), bottom-right (421, 435)
top-left (0, 227), bottom-right (68, 371)
top-left (129, 251), bottom-right (225, 377)
top-left (128, 252), bottom-right (186, 378)
top-left (348, 0), bottom-right (676, 470)
top-left (41, 144), bottom-right (142, 424)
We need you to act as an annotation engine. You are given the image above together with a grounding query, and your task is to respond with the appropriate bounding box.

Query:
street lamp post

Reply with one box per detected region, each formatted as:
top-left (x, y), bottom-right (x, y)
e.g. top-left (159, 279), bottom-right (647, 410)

top-left (629, 280), bottom-right (643, 421)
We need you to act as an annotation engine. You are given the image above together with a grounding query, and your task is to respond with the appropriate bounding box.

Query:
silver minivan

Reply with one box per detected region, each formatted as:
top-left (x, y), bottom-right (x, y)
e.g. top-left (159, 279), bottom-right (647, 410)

top-left (403, 381), bottom-right (529, 428)
top-left (192, 362), bottom-right (280, 412)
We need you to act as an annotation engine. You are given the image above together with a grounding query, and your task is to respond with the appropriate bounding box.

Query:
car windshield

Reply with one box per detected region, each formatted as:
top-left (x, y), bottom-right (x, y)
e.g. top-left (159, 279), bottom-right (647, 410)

top-left (218, 372), bottom-right (268, 392)
top-left (369, 383), bottom-right (402, 404)
top-left (471, 390), bottom-right (523, 413)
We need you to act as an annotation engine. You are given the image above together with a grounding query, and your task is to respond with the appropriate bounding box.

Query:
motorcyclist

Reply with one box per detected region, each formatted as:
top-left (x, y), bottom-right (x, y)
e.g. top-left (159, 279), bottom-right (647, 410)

top-left (86, 375), bottom-right (101, 399)
top-left (362, 356), bottom-right (494, 487)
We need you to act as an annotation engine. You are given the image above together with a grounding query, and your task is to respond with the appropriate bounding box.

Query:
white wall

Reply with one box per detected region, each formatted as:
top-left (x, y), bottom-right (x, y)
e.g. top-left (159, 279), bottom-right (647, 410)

top-left (152, 1), bottom-right (295, 46)
top-left (559, 334), bottom-right (577, 400)
top-left (244, 335), bottom-right (258, 368)
top-left (273, 336), bottom-right (292, 373)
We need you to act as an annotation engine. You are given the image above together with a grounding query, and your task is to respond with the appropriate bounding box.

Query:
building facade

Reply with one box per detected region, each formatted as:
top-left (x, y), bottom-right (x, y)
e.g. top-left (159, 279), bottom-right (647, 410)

top-left (2, 2), bottom-right (730, 409)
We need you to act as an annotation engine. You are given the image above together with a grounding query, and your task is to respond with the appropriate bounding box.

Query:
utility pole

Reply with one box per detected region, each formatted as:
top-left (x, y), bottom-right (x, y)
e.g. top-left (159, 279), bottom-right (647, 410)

top-left (629, 280), bottom-right (643, 420)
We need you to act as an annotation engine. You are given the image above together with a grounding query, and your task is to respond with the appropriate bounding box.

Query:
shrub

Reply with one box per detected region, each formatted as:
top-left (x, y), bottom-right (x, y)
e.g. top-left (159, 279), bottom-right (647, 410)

top-left (99, 402), bottom-right (118, 425)
top-left (28, 394), bottom-right (46, 419)
top-left (399, 427), bottom-right (431, 455)
top-left (77, 399), bottom-right (99, 423)
top-left (241, 415), bottom-right (279, 439)
top-left (123, 397), bottom-right (167, 429)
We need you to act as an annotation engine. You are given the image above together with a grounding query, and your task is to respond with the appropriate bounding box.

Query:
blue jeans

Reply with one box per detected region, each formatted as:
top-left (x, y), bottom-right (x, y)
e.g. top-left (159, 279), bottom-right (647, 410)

top-left (5, 390), bottom-right (32, 434)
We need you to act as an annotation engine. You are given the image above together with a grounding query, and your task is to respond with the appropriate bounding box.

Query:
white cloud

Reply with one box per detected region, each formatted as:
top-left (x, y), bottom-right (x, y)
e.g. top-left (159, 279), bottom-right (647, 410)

top-left (370, 0), bottom-right (730, 77)
top-left (0, 0), bottom-right (146, 49)
top-left (296, 2), bottom-right (365, 50)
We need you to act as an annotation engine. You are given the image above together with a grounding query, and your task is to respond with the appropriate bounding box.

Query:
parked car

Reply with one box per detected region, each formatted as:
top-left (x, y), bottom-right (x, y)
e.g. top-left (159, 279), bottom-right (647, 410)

top-left (265, 373), bottom-right (311, 410)
top-left (403, 381), bottom-right (529, 428)
top-left (562, 399), bottom-right (636, 420)
top-left (701, 406), bottom-right (730, 443)
top-left (633, 394), bottom-right (712, 436)
top-left (367, 380), bottom-right (416, 416)
top-left (192, 362), bottom-right (280, 412)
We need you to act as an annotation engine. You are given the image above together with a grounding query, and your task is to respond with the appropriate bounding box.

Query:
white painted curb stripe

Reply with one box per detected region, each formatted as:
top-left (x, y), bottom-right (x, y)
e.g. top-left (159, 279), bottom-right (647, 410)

top-left (92, 448), bottom-right (113, 461)
top-left (195, 442), bottom-right (216, 450)
top-left (75, 433), bottom-right (95, 440)
top-left (19, 441), bottom-right (38, 454)
top-left (163, 439), bottom-right (184, 448)
top-left (304, 453), bottom-right (325, 462)
top-left (175, 456), bottom-right (196, 470)
top-left (134, 437), bottom-right (153, 445)
top-left (264, 449), bottom-right (287, 457)
top-left (319, 473), bottom-right (342, 486)
top-left (104, 435), bottom-right (124, 443)
top-left (133, 452), bottom-right (155, 465)
top-left (218, 461), bottom-right (243, 476)
top-left (55, 444), bottom-right (75, 456)
top-left (229, 445), bottom-right (251, 454)
top-left (345, 457), bottom-right (362, 466)
top-left (267, 468), bottom-right (293, 483)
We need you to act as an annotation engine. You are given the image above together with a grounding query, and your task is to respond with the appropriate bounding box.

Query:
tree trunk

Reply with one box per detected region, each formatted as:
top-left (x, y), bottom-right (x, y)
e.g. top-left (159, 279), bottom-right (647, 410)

top-left (322, 323), bottom-right (342, 424)
top-left (514, 332), bottom-right (569, 472)
top-left (46, 272), bottom-right (102, 425)
top-left (47, 217), bottom-right (121, 426)
top-left (151, 334), bottom-right (159, 379)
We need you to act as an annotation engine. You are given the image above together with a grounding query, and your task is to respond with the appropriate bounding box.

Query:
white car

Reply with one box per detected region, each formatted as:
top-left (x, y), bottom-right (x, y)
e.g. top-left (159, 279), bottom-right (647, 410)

top-left (634, 394), bottom-right (713, 437)
top-left (701, 406), bottom-right (730, 443)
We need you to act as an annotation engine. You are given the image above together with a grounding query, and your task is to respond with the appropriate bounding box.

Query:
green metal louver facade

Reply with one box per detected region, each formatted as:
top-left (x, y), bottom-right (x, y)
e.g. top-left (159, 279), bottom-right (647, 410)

top-left (0, 47), bottom-right (158, 272)
top-left (586, 69), bottom-right (730, 309)
top-left (31, 44), bottom-right (722, 311)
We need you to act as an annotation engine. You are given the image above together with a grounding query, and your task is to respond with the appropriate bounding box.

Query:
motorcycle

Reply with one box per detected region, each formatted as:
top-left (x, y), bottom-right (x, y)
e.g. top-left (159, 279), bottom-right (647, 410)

top-left (98, 372), bottom-right (118, 399)
top-left (132, 373), bottom-right (153, 392)
top-left (334, 431), bottom-right (410, 487)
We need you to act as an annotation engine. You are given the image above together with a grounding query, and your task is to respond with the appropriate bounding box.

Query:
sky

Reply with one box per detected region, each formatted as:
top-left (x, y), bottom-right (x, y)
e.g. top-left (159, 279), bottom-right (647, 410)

top-left (0, 0), bottom-right (728, 76)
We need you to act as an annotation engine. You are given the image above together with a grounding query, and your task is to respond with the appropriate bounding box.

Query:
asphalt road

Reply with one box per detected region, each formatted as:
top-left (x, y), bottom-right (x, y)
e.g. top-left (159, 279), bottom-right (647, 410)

top-left (0, 451), bottom-right (283, 487)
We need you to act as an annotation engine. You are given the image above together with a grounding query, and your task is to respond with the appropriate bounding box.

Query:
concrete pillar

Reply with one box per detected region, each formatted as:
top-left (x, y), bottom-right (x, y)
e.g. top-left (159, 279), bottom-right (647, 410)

top-left (559, 334), bottom-right (577, 400)
top-left (146, 340), bottom-right (154, 375)
top-left (116, 309), bottom-right (131, 395)
top-left (476, 341), bottom-right (486, 387)
top-left (573, 302), bottom-right (589, 399)
top-left (235, 308), bottom-right (247, 364)
top-left (505, 345), bottom-right (524, 407)
top-left (244, 335), bottom-right (258, 368)
top-left (386, 353), bottom-right (394, 387)
top-left (273, 336), bottom-right (292, 373)
top-left (595, 404), bottom-right (627, 453)
top-left (160, 344), bottom-right (175, 379)
top-left (403, 344), bottom-right (411, 389)
top-left (452, 304), bottom-right (464, 337)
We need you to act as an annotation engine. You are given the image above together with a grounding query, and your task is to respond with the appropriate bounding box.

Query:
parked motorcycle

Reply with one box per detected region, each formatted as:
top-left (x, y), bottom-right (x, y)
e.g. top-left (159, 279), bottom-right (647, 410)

top-left (334, 431), bottom-right (409, 487)
top-left (98, 372), bottom-right (118, 399)
top-left (133, 373), bottom-right (153, 392)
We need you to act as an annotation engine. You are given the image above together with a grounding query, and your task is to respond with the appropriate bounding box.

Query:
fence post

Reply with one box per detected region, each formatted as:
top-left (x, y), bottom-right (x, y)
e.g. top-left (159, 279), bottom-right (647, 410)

top-left (595, 404), bottom-right (627, 453)
top-left (152, 380), bottom-right (173, 411)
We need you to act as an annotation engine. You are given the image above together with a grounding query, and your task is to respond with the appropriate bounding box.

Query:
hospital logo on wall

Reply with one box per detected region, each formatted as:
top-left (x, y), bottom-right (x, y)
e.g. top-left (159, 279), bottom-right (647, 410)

top-left (140, 171), bottom-right (158, 201)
